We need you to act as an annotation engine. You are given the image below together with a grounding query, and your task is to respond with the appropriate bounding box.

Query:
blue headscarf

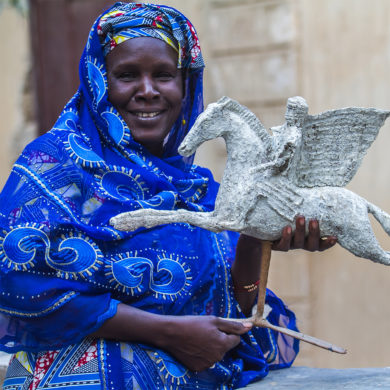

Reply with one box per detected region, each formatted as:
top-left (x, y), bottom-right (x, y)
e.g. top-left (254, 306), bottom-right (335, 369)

top-left (0, 0), bottom-right (215, 350)
top-left (88, 2), bottom-right (205, 163)
top-left (0, 3), bottom-right (298, 388)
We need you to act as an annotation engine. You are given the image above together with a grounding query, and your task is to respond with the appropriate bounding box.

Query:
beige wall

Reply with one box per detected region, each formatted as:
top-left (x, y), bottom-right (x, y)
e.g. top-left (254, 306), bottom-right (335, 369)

top-left (1, 0), bottom-right (390, 369)
top-left (0, 7), bottom-right (32, 189)
top-left (298, 0), bottom-right (390, 368)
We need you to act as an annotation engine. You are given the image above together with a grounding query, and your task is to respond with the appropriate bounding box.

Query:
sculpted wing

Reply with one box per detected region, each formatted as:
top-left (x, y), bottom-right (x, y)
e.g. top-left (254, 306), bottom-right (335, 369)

top-left (257, 178), bottom-right (303, 222)
top-left (293, 107), bottom-right (390, 187)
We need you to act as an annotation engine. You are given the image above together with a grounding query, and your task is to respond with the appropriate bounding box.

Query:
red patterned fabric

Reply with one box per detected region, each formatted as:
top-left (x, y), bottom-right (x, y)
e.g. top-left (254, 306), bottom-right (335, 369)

top-left (74, 340), bottom-right (98, 370)
top-left (30, 351), bottom-right (59, 390)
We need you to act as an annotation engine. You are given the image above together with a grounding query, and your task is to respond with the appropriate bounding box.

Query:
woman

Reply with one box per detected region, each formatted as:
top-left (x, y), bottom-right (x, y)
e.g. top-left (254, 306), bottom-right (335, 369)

top-left (0, 3), bottom-right (335, 389)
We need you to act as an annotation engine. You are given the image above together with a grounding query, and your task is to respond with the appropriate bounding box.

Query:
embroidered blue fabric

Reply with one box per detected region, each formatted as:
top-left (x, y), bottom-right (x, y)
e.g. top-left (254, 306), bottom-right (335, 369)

top-left (0, 3), bottom-right (299, 388)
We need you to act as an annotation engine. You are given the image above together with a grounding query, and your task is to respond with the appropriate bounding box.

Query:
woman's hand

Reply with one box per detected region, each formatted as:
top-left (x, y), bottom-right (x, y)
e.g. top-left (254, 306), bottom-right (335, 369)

top-left (93, 304), bottom-right (251, 373)
top-left (161, 316), bottom-right (251, 372)
top-left (272, 216), bottom-right (337, 252)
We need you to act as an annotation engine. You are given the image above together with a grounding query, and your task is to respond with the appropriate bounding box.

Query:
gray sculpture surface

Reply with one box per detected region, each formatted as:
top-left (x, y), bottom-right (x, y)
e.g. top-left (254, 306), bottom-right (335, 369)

top-left (111, 96), bottom-right (390, 265)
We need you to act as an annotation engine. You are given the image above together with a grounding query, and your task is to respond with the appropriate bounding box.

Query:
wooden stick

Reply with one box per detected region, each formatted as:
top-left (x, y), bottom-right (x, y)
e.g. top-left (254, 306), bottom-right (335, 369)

top-left (255, 240), bottom-right (272, 319)
top-left (255, 318), bottom-right (346, 354)
top-left (223, 316), bottom-right (346, 354)
top-left (223, 239), bottom-right (347, 354)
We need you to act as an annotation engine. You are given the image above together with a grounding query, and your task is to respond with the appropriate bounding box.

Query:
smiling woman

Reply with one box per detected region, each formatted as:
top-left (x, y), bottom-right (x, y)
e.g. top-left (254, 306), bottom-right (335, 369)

top-left (0, 2), bottom-right (336, 389)
top-left (106, 37), bottom-right (184, 156)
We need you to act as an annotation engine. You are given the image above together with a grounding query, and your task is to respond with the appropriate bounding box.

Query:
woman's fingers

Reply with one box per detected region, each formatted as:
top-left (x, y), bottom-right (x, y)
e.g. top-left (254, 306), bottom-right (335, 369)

top-left (306, 219), bottom-right (320, 251)
top-left (272, 225), bottom-right (292, 251)
top-left (224, 333), bottom-right (242, 350)
top-left (216, 318), bottom-right (252, 335)
top-left (273, 217), bottom-right (338, 252)
top-left (293, 216), bottom-right (305, 248)
top-left (165, 316), bottom-right (249, 372)
top-left (319, 236), bottom-right (337, 251)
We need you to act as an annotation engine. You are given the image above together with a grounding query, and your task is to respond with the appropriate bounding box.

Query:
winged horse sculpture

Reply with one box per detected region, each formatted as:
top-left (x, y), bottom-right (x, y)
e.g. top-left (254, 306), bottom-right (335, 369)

top-left (111, 96), bottom-right (390, 353)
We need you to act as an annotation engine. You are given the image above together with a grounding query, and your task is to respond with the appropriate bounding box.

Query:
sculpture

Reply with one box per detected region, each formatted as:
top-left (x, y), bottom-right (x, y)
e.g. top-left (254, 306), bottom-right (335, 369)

top-left (110, 96), bottom-right (390, 353)
top-left (112, 96), bottom-right (390, 265)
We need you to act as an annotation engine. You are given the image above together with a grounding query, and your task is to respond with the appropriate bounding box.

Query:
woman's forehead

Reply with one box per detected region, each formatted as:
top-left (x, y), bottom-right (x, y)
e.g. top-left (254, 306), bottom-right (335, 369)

top-left (106, 37), bottom-right (179, 68)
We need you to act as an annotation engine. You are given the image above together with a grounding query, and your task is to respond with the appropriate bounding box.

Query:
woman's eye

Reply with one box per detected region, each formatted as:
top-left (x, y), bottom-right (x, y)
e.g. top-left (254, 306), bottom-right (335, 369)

top-left (156, 72), bottom-right (174, 81)
top-left (118, 72), bottom-right (137, 80)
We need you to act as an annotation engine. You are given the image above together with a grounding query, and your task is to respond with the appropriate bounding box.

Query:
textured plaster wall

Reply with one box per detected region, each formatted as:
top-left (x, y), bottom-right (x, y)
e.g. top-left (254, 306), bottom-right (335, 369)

top-left (0, 7), bottom-right (32, 189)
top-left (298, 0), bottom-right (390, 368)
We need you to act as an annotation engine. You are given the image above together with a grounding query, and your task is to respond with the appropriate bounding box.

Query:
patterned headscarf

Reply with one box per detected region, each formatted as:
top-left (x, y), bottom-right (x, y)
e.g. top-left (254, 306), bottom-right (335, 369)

top-left (74, 2), bottom-right (205, 162)
top-left (97, 3), bottom-right (204, 71)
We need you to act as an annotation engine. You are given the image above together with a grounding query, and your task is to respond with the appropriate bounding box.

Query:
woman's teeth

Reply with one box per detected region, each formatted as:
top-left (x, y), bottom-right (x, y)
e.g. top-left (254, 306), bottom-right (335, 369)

top-left (135, 112), bottom-right (160, 118)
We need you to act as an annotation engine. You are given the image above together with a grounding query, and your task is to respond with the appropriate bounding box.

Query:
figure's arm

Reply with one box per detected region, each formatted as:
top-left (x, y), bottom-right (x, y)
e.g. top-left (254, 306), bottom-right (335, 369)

top-left (249, 141), bottom-right (296, 176)
top-left (231, 217), bottom-right (337, 315)
top-left (272, 124), bottom-right (301, 173)
top-left (92, 303), bottom-right (251, 372)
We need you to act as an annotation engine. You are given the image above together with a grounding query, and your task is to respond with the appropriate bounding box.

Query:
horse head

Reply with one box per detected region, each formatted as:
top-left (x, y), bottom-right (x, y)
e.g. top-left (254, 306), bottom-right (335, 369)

top-left (179, 96), bottom-right (273, 163)
top-left (179, 97), bottom-right (232, 157)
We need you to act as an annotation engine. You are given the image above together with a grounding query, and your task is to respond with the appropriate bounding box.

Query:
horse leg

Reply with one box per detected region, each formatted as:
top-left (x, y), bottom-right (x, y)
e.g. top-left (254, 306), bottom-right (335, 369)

top-left (212, 181), bottom-right (267, 233)
top-left (110, 208), bottom-right (231, 232)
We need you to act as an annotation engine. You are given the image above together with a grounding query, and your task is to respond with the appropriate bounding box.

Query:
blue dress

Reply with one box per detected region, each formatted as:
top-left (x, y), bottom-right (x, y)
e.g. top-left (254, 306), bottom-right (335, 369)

top-left (0, 3), bottom-right (299, 389)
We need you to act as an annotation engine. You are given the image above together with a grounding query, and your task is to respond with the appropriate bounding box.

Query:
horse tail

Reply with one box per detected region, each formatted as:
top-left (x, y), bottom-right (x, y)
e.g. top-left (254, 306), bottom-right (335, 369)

top-left (367, 201), bottom-right (390, 235)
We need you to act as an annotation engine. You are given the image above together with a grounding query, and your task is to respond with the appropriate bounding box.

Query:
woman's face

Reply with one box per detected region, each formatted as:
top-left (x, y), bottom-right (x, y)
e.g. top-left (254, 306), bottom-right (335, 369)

top-left (106, 37), bottom-right (183, 156)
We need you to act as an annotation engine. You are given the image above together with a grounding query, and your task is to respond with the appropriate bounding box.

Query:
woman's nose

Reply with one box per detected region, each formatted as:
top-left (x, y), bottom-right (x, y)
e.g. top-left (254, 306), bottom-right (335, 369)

top-left (135, 75), bottom-right (159, 101)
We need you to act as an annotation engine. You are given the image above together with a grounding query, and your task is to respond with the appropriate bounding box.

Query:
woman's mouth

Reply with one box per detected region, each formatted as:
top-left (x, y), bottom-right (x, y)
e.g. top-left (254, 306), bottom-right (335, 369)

top-left (133, 111), bottom-right (162, 118)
